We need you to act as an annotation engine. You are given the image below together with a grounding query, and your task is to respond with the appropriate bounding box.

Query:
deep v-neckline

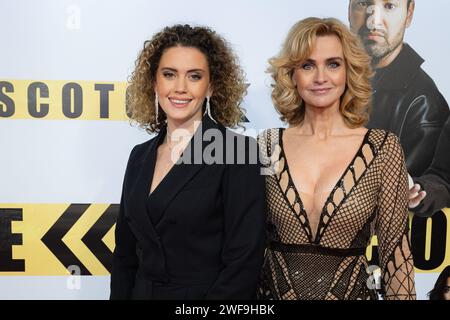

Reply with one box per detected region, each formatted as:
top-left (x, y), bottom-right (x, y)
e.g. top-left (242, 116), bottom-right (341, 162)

top-left (148, 129), bottom-right (196, 198)
top-left (279, 128), bottom-right (371, 243)
top-left (148, 143), bottom-right (178, 197)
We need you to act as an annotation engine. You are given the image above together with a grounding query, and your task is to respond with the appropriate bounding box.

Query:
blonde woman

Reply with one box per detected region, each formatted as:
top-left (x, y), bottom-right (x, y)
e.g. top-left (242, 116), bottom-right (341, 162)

top-left (258, 17), bottom-right (415, 300)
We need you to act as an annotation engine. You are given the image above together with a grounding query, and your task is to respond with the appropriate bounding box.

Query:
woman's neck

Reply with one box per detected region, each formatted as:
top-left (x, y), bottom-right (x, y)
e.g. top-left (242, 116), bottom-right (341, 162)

top-left (166, 115), bottom-right (202, 148)
top-left (292, 102), bottom-right (348, 139)
top-left (167, 117), bottom-right (201, 136)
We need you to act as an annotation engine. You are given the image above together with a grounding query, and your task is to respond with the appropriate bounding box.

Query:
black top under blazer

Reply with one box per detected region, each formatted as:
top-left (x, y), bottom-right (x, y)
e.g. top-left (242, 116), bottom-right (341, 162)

top-left (110, 116), bottom-right (266, 299)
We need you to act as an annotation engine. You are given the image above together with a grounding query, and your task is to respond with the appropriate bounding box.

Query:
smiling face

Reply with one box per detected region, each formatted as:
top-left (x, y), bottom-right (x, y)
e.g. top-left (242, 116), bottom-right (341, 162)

top-left (293, 34), bottom-right (347, 111)
top-left (155, 46), bottom-right (212, 127)
top-left (349, 0), bottom-right (414, 66)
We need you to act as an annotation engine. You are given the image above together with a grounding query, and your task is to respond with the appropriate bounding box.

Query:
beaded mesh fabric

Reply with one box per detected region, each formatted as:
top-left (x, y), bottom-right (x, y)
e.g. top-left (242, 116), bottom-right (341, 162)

top-left (257, 128), bottom-right (416, 300)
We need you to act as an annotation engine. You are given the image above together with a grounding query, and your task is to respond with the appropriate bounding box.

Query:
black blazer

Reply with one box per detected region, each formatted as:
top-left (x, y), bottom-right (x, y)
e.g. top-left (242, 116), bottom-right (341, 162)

top-left (110, 116), bottom-right (266, 299)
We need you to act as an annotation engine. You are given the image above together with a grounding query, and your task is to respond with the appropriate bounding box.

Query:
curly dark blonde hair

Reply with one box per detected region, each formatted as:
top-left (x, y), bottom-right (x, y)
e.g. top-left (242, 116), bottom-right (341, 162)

top-left (127, 24), bottom-right (247, 133)
top-left (268, 17), bottom-right (373, 128)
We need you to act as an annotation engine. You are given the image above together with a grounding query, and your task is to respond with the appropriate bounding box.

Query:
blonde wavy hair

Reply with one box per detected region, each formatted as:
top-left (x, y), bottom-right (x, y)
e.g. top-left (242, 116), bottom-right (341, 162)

top-left (127, 24), bottom-right (247, 133)
top-left (268, 17), bottom-right (373, 128)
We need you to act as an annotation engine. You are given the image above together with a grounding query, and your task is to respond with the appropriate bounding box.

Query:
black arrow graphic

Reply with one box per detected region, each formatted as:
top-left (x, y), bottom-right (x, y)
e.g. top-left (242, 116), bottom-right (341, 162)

top-left (41, 204), bottom-right (91, 275)
top-left (81, 204), bottom-right (118, 273)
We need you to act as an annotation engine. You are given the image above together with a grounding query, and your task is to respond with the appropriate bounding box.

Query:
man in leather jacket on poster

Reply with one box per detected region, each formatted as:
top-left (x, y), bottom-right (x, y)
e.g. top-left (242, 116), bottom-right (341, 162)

top-left (411, 118), bottom-right (450, 216)
top-left (349, 0), bottom-right (450, 216)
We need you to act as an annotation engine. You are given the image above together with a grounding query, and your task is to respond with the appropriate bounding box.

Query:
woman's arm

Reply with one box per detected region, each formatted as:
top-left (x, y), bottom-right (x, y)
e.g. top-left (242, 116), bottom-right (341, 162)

top-left (110, 147), bottom-right (139, 299)
top-left (376, 133), bottom-right (416, 300)
top-left (205, 136), bottom-right (266, 299)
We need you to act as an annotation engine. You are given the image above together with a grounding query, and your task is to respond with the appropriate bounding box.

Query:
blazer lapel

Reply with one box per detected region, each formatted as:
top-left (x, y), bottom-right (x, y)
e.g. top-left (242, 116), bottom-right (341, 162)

top-left (152, 116), bottom-right (219, 227)
top-left (126, 116), bottom-right (222, 232)
top-left (127, 129), bottom-right (165, 244)
top-left (122, 117), bottom-right (222, 279)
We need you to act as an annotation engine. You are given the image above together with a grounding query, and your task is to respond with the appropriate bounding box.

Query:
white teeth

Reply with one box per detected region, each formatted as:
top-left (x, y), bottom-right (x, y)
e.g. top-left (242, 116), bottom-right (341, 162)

top-left (170, 98), bottom-right (191, 104)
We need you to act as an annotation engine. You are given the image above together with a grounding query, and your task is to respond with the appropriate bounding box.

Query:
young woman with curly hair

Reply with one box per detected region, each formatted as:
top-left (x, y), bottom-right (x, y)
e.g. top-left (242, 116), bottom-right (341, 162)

top-left (111, 24), bottom-right (265, 300)
top-left (257, 17), bottom-right (416, 300)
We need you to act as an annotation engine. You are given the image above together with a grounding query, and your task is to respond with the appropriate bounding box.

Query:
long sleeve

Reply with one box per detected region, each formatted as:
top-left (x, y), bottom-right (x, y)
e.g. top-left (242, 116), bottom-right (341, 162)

top-left (412, 117), bottom-right (450, 217)
top-left (110, 147), bottom-right (139, 300)
top-left (400, 93), bottom-right (449, 177)
top-left (205, 137), bottom-right (266, 299)
top-left (376, 133), bottom-right (416, 300)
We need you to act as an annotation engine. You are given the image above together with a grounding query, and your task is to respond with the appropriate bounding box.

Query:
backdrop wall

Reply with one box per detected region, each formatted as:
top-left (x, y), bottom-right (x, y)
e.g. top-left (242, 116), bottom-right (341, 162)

top-left (0, 0), bottom-right (448, 300)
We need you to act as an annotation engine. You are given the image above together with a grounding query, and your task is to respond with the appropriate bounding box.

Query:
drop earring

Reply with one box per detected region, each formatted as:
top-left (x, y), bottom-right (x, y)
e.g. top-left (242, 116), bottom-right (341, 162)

top-left (204, 96), bottom-right (216, 123)
top-left (155, 93), bottom-right (160, 125)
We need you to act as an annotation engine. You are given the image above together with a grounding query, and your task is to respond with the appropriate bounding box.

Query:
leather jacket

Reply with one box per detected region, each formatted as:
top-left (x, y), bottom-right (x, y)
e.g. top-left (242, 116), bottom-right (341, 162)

top-left (367, 44), bottom-right (450, 177)
top-left (413, 117), bottom-right (450, 217)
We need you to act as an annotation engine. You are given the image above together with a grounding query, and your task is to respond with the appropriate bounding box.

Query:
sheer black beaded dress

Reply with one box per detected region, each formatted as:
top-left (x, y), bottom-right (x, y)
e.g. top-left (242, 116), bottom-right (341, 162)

top-left (257, 128), bottom-right (416, 300)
